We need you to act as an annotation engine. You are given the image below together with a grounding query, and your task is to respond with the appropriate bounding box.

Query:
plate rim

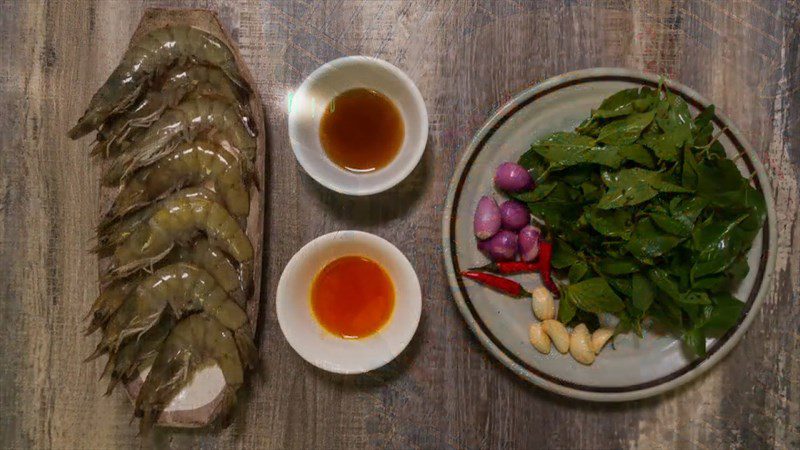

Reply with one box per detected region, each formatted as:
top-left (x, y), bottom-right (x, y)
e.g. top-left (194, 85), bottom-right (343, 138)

top-left (441, 67), bottom-right (778, 402)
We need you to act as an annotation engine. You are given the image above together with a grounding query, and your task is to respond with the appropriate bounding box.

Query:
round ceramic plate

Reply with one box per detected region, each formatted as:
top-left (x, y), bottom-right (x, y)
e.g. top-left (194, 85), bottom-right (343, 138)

top-left (442, 68), bottom-right (777, 402)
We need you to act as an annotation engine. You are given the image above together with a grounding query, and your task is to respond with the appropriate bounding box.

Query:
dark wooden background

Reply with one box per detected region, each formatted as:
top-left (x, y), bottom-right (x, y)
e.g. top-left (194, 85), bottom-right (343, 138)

top-left (1, 0), bottom-right (798, 448)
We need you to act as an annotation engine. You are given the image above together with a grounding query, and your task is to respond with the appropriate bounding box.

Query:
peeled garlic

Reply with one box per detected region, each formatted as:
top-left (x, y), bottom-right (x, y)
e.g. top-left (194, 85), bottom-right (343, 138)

top-left (529, 323), bottom-right (551, 354)
top-left (569, 323), bottom-right (595, 365)
top-left (542, 319), bottom-right (570, 353)
top-left (591, 327), bottom-right (614, 354)
top-left (531, 286), bottom-right (555, 321)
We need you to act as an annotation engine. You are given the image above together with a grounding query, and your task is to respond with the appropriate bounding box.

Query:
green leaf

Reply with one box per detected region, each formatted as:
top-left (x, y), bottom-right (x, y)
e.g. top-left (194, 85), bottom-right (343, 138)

top-left (690, 214), bottom-right (748, 279)
top-left (614, 144), bottom-right (656, 168)
top-left (558, 295), bottom-right (577, 323)
top-left (565, 278), bottom-right (626, 313)
top-left (651, 212), bottom-right (691, 236)
top-left (598, 258), bottom-right (640, 275)
top-left (726, 256), bottom-right (750, 283)
top-left (598, 168), bottom-right (690, 209)
top-left (678, 291), bottom-right (712, 305)
top-left (513, 181), bottom-right (556, 202)
top-left (647, 268), bottom-right (681, 301)
top-left (695, 158), bottom-right (766, 235)
top-left (640, 131), bottom-right (684, 162)
top-left (701, 293), bottom-right (744, 332)
top-left (598, 111), bottom-right (656, 145)
top-left (592, 88), bottom-right (642, 119)
top-left (517, 146), bottom-right (548, 177)
top-left (532, 133), bottom-right (623, 170)
top-left (526, 183), bottom-right (583, 229)
top-left (568, 261), bottom-right (590, 283)
top-left (606, 276), bottom-right (633, 297)
top-left (631, 273), bottom-right (655, 311)
top-left (534, 132), bottom-right (595, 155)
top-left (682, 147), bottom-right (700, 189)
top-left (655, 91), bottom-right (693, 147)
top-left (670, 196), bottom-right (707, 233)
top-left (626, 218), bottom-right (685, 262)
top-left (585, 207), bottom-right (633, 238)
top-left (692, 274), bottom-right (729, 292)
top-left (693, 105), bottom-right (716, 146)
top-left (551, 239), bottom-right (580, 269)
top-left (683, 328), bottom-right (707, 357)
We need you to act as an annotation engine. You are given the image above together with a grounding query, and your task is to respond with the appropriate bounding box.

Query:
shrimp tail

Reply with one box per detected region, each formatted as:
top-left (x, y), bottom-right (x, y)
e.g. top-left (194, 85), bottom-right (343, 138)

top-left (234, 328), bottom-right (258, 369)
top-left (69, 83), bottom-right (145, 139)
top-left (85, 344), bottom-right (107, 362)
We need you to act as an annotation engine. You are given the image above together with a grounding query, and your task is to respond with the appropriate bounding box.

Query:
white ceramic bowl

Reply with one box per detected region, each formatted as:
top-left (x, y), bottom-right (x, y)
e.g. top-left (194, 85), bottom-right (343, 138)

top-left (276, 231), bottom-right (422, 374)
top-left (287, 56), bottom-right (428, 195)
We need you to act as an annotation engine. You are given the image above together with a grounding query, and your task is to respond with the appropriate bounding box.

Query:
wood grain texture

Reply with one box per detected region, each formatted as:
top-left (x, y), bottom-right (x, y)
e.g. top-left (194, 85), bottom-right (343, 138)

top-left (1, 0), bottom-right (798, 448)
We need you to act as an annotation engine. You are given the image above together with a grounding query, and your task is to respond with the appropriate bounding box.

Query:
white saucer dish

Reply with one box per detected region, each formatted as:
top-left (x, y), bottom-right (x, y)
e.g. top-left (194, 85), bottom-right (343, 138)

top-left (276, 231), bottom-right (422, 374)
top-left (288, 56), bottom-right (428, 195)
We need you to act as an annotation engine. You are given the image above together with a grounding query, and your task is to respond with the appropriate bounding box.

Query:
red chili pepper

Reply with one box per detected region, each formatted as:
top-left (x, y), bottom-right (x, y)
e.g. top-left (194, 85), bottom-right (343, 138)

top-left (538, 241), bottom-right (560, 298)
top-left (469, 261), bottom-right (541, 274)
top-left (460, 270), bottom-right (529, 298)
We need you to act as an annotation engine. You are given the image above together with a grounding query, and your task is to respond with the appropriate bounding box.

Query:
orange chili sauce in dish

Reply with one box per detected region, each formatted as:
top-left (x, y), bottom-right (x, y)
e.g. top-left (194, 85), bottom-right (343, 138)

top-left (310, 256), bottom-right (395, 339)
top-left (319, 88), bottom-right (404, 173)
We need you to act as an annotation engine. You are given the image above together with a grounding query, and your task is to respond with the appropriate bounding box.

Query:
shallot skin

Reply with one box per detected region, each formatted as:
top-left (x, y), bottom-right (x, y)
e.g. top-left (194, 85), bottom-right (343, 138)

top-left (474, 196), bottom-right (501, 240)
top-left (478, 230), bottom-right (518, 261)
top-left (518, 225), bottom-right (541, 262)
top-left (499, 200), bottom-right (530, 231)
top-left (494, 162), bottom-right (534, 192)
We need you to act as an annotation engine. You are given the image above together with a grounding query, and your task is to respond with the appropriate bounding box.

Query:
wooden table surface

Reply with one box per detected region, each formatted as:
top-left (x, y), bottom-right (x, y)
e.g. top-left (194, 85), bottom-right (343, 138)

top-left (1, 1), bottom-right (798, 448)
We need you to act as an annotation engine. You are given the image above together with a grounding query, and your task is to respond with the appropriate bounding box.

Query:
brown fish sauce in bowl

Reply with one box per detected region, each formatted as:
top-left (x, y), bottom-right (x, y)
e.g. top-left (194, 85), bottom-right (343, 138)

top-left (320, 88), bottom-right (404, 173)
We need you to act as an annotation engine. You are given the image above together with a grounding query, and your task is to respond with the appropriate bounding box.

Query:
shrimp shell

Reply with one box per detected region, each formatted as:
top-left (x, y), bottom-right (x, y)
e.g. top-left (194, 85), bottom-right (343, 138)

top-left (102, 314), bottom-right (175, 395)
top-left (102, 95), bottom-right (256, 185)
top-left (91, 66), bottom-right (254, 159)
top-left (135, 313), bottom-right (244, 432)
top-left (69, 25), bottom-right (248, 139)
top-left (91, 263), bottom-right (254, 361)
top-left (89, 237), bottom-right (245, 332)
top-left (109, 191), bottom-right (252, 277)
top-left (85, 277), bottom-right (139, 336)
top-left (103, 140), bottom-right (250, 224)
top-left (94, 187), bottom-right (219, 256)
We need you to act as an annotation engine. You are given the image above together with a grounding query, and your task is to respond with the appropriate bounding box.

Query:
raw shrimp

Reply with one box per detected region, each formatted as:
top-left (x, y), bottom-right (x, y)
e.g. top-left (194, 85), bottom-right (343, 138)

top-left (171, 239), bottom-right (247, 306)
top-left (102, 95), bottom-right (256, 185)
top-left (90, 263), bottom-right (255, 361)
top-left (69, 25), bottom-right (248, 138)
top-left (90, 236), bottom-right (245, 332)
top-left (135, 313), bottom-right (244, 431)
top-left (102, 314), bottom-right (175, 395)
top-left (103, 140), bottom-right (250, 222)
top-left (95, 187), bottom-right (219, 256)
top-left (109, 190), bottom-right (252, 276)
top-left (91, 66), bottom-right (254, 158)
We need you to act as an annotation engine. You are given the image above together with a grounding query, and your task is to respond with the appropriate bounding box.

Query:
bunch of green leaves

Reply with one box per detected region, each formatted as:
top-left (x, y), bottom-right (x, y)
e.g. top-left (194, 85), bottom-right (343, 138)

top-left (515, 85), bottom-right (766, 356)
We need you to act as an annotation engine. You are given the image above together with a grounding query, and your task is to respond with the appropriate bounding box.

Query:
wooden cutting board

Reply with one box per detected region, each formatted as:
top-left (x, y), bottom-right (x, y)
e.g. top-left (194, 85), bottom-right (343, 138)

top-left (94, 7), bottom-right (266, 428)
